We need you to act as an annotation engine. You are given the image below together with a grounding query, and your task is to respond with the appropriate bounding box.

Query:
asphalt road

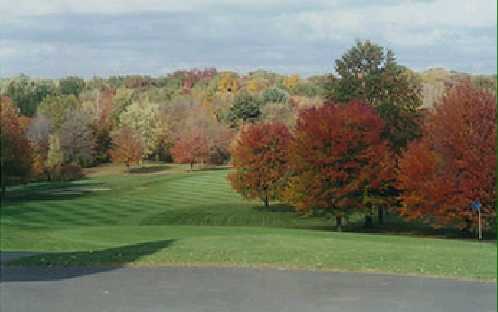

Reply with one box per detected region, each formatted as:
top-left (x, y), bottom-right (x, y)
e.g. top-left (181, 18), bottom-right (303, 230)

top-left (1, 265), bottom-right (495, 312)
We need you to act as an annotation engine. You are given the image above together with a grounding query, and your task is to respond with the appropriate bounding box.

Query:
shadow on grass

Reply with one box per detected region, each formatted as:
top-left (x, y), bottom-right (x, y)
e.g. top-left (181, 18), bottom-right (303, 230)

top-left (1, 239), bottom-right (175, 282)
top-left (128, 165), bottom-right (172, 174)
top-left (1, 178), bottom-right (106, 203)
top-left (343, 222), bottom-right (497, 241)
top-left (197, 166), bottom-right (231, 171)
top-left (253, 203), bottom-right (295, 213)
top-left (321, 214), bottom-right (497, 241)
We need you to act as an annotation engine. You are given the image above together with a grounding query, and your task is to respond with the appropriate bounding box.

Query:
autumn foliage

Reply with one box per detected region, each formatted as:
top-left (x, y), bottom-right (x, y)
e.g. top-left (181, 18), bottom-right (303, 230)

top-left (397, 83), bottom-right (496, 228)
top-left (0, 96), bottom-right (33, 195)
top-left (228, 122), bottom-right (291, 207)
top-left (109, 127), bottom-right (144, 169)
top-left (171, 130), bottom-right (209, 169)
top-left (284, 102), bottom-right (394, 221)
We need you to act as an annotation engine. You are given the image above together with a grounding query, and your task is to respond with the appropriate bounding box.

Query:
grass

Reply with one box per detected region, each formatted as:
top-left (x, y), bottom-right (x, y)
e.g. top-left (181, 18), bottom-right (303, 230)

top-left (1, 164), bottom-right (330, 228)
top-left (1, 163), bottom-right (496, 281)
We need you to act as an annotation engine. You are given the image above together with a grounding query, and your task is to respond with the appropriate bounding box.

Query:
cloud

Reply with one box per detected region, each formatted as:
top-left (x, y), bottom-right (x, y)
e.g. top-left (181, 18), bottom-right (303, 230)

top-left (0, 0), bottom-right (495, 77)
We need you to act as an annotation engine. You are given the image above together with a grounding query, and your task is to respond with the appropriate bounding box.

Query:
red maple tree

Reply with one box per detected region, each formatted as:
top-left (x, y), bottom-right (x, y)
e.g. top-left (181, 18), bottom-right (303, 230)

top-left (284, 101), bottom-right (393, 229)
top-left (171, 130), bottom-right (209, 169)
top-left (228, 122), bottom-right (291, 207)
top-left (0, 96), bottom-right (33, 196)
top-left (397, 82), bottom-right (496, 228)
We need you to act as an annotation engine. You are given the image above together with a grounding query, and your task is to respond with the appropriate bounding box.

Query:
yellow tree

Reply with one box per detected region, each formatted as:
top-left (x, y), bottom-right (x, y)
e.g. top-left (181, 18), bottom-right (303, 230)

top-left (217, 72), bottom-right (239, 96)
top-left (283, 74), bottom-right (300, 91)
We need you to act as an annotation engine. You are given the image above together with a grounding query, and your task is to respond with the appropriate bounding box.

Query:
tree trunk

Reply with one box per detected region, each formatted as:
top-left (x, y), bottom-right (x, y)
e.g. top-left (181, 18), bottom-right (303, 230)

top-left (190, 162), bottom-right (193, 170)
top-left (377, 206), bottom-right (384, 225)
top-left (263, 193), bottom-right (269, 207)
top-left (336, 214), bottom-right (343, 232)
top-left (1, 184), bottom-right (5, 198)
top-left (364, 215), bottom-right (373, 228)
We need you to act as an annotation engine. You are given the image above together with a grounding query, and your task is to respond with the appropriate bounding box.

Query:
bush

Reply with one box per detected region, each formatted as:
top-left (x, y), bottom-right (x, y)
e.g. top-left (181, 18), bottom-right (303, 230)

top-left (207, 146), bottom-right (230, 165)
top-left (60, 164), bottom-right (84, 181)
top-left (262, 87), bottom-right (288, 104)
top-left (50, 164), bottom-right (84, 181)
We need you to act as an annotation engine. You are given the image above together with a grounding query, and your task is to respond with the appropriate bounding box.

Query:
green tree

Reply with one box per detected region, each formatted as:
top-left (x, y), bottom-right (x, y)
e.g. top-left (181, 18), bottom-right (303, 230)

top-left (119, 98), bottom-right (161, 157)
top-left (5, 76), bottom-right (55, 116)
top-left (46, 134), bottom-right (63, 169)
top-left (228, 91), bottom-right (263, 126)
top-left (262, 87), bottom-right (288, 104)
top-left (59, 76), bottom-right (85, 97)
top-left (110, 87), bottom-right (135, 125)
top-left (327, 40), bottom-right (423, 151)
top-left (37, 95), bottom-right (80, 130)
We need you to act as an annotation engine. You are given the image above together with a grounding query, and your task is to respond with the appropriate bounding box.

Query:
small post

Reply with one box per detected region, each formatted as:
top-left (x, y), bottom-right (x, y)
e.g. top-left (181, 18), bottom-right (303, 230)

top-left (471, 200), bottom-right (482, 241)
top-left (478, 209), bottom-right (482, 241)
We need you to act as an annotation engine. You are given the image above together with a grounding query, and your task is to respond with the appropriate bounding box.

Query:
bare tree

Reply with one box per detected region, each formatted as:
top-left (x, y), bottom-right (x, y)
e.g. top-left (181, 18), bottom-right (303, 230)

top-left (60, 110), bottom-right (96, 166)
top-left (27, 114), bottom-right (52, 158)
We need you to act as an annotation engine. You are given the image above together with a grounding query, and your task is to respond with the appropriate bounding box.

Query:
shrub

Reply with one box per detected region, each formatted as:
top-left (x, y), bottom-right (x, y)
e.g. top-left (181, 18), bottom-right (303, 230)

top-left (50, 164), bottom-right (84, 181)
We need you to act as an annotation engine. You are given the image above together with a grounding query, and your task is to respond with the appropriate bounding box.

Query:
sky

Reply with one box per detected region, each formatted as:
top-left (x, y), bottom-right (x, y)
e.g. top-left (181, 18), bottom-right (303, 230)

top-left (0, 0), bottom-right (496, 78)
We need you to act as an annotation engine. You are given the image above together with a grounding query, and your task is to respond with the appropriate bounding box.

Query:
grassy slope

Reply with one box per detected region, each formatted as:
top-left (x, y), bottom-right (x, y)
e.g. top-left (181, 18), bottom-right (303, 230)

top-left (1, 164), bottom-right (496, 281)
top-left (2, 165), bottom-right (332, 228)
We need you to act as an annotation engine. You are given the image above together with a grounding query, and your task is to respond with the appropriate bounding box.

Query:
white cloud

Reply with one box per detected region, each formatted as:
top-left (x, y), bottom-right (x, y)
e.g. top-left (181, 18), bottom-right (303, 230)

top-left (271, 0), bottom-right (496, 46)
top-left (2, 0), bottom-right (494, 23)
top-left (0, 0), bottom-right (315, 16)
top-left (0, 0), bottom-right (495, 77)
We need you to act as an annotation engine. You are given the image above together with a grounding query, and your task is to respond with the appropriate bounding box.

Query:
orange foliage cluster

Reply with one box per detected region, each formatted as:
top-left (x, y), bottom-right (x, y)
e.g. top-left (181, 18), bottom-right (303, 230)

top-left (170, 130), bottom-right (210, 169)
top-left (109, 127), bottom-right (144, 169)
top-left (398, 83), bottom-right (496, 228)
top-left (228, 123), bottom-right (291, 206)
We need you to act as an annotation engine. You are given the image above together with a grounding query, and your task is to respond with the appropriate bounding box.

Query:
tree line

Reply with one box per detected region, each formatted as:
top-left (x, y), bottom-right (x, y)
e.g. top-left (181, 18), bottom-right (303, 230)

top-left (1, 40), bottom-right (495, 232)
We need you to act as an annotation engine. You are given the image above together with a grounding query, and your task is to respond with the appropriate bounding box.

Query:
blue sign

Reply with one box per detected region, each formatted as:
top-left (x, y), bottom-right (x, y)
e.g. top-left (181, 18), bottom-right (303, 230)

top-left (471, 200), bottom-right (481, 213)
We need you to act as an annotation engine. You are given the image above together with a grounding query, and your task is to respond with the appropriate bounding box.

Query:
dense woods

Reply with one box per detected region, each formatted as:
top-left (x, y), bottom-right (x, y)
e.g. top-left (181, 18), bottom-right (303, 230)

top-left (0, 41), bottom-right (496, 232)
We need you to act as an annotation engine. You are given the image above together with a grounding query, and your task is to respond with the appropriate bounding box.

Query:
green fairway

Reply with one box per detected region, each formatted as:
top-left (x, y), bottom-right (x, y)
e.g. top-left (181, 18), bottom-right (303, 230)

top-left (1, 164), bottom-right (496, 281)
top-left (1, 165), bottom-right (329, 228)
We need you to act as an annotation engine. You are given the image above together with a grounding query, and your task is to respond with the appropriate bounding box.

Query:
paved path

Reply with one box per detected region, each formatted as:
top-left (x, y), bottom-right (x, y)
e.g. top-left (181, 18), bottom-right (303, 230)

top-left (1, 266), bottom-right (495, 312)
top-left (0, 252), bottom-right (43, 264)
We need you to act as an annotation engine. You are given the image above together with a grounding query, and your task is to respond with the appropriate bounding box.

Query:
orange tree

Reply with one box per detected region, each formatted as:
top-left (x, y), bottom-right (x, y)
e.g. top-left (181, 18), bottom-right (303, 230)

top-left (0, 96), bottom-right (33, 196)
top-left (284, 101), bottom-right (393, 230)
top-left (171, 129), bottom-right (209, 170)
top-left (109, 126), bottom-right (144, 170)
top-left (397, 82), bottom-right (496, 229)
top-left (228, 122), bottom-right (291, 207)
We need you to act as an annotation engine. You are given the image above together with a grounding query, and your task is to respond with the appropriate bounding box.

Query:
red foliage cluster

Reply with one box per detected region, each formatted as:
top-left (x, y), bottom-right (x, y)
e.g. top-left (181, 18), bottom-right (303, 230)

top-left (170, 130), bottom-right (210, 169)
top-left (285, 101), bottom-right (394, 215)
top-left (228, 122), bottom-right (291, 206)
top-left (398, 83), bottom-right (496, 228)
top-left (0, 96), bottom-right (33, 194)
top-left (175, 68), bottom-right (217, 92)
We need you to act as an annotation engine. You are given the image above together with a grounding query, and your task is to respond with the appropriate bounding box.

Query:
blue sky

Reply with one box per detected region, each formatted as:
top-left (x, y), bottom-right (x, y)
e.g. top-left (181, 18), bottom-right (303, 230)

top-left (0, 0), bottom-right (496, 78)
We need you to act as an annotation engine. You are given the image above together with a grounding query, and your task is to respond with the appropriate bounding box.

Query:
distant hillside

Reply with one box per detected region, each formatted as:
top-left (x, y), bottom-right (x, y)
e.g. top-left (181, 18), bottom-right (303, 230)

top-left (418, 68), bottom-right (496, 107)
top-left (1, 68), bottom-right (495, 110)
